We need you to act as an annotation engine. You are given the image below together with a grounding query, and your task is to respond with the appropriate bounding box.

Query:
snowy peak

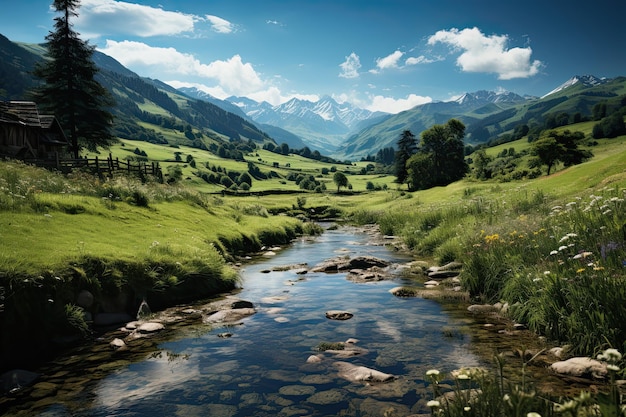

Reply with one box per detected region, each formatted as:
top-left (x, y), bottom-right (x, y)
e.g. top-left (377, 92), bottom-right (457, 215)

top-left (541, 74), bottom-right (606, 98)
top-left (227, 95), bottom-right (383, 130)
top-left (453, 90), bottom-right (526, 106)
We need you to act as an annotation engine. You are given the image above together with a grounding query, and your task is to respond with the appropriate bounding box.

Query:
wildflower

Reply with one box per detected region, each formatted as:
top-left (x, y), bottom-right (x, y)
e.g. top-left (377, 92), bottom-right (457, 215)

top-left (598, 348), bottom-right (622, 362)
top-left (427, 400), bottom-right (440, 408)
top-left (527, 413), bottom-right (542, 417)
top-left (543, 271), bottom-right (551, 275)
top-left (464, 406), bottom-right (471, 412)
top-left (456, 373), bottom-right (470, 380)
top-left (603, 209), bottom-right (612, 215)
top-left (576, 268), bottom-right (585, 273)
top-left (426, 369), bottom-right (440, 377)
top-left (550, 250), bottom-right (558, 255)
top-left (607, 364), bottom-right (620, 372)
top-left (558, 246), bottom-right (568, 251)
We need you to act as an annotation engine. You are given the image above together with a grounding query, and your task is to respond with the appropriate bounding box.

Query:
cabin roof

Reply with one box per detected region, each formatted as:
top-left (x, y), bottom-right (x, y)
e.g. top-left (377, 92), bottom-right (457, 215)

top-left (0, 100), bottom-right (69, 145)
top-left (0, 101), bottom-right (44, 127)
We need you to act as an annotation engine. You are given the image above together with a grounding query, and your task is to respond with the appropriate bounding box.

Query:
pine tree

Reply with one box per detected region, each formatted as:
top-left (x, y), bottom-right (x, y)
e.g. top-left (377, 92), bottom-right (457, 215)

top-left (32, 0), bottom-right (115, 158)
top-left (394, 130), bottom-right (417, 184)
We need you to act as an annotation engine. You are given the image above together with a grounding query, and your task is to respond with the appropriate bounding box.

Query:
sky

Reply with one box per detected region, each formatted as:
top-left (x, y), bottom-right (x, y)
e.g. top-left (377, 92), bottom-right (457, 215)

top-left (1, 0), bottom-right (625, 114)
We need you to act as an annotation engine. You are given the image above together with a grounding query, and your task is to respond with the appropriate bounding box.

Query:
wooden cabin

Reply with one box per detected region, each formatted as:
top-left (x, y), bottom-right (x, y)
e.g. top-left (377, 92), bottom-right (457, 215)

top-left (0, 101), bottom-right (69, 160)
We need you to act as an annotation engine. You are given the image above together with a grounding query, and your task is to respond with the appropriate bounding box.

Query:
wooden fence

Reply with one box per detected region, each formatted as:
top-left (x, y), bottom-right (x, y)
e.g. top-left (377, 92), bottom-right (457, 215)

top-left (26, 153), bottom-right (162, 178)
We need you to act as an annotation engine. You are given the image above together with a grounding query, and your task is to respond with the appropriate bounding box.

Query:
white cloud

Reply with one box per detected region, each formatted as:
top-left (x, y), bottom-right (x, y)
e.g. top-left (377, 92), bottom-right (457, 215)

top-left (405, 55), bottom-right (440, 66)
top-left (100, 40), bottom-right (264, 97)
top-left (205, 15), bottom-right (234, 34)
top-left (371, 50), bottom-right (404, 73)
top-left (428, 27), bottom-right (542, 79)
top-left (339, 52), bottom-right (361, 79)
top-left (365, 93), bottom-right (432, 113)
top-left (77, 0), bottom-right (197, 37)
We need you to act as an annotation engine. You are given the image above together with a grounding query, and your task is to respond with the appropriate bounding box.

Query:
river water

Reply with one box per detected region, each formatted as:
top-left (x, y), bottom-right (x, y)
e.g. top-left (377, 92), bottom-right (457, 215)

top-left (3, 225), bottom-right (484, 416)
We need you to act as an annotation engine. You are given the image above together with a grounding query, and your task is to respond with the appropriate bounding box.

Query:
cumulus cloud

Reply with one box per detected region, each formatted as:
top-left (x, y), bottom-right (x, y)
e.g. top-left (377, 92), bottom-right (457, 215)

top-left (77, 0), bottom-right (197, 37)
top-left (100, 40), bottom-right (264, 96)
top-left (339, 52), bottom-right (361, 78)
top-left (428, 27), bottom-right (542, 79)
top-left (205, 15), bottom-right (234, 34)
top-left (371, 50), bottom-right (404, 73)
top-left (365, 93), bottom-right (432, 113)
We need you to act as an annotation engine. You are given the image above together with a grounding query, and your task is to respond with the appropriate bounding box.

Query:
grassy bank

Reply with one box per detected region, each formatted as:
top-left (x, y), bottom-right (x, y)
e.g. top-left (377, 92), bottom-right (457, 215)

top-left (348, 134), bottom-right (626, 358)
top-left (0, 160), bottom-right (320, 371)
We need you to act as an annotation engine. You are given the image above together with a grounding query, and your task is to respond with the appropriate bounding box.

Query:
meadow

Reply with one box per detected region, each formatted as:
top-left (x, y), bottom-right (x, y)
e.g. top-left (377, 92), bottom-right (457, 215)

top-left (1, 121), bottom-right (626, 413)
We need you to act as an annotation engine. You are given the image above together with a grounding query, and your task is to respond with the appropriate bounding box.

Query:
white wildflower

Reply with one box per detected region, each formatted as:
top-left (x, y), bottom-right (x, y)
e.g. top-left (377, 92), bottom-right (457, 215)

top-left (550, 250), bottom-right (558, 255)
top-left (427, 400), bottom-right (440, 408)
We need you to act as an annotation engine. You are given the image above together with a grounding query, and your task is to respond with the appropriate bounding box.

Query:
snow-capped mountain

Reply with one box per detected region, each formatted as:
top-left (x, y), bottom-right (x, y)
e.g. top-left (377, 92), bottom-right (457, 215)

top-left (454, 90), bottom-right (526, 106)
top-left (541, 75), bottom-right (606, 98)
top-left (225, 95), bottom-right (387, 154)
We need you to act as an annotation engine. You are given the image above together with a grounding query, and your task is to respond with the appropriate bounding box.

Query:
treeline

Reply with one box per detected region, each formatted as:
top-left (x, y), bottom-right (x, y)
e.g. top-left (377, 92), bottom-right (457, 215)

top-left (262, 142), bottom-right (350, 165)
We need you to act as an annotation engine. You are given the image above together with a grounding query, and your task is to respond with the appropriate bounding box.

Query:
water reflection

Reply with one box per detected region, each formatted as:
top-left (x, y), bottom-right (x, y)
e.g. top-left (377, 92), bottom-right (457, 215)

top-left (4, 226), bottom-right (483, 416)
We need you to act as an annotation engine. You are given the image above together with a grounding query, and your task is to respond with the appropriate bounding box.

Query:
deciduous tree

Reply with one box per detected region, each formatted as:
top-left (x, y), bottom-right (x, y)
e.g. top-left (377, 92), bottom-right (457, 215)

top-left (333, 171), bottom-right (349, 192)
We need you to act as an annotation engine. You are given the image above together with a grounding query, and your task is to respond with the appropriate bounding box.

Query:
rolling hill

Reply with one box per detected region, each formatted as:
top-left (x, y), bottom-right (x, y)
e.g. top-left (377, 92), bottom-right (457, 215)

top-left (336, 77), bottom-right (626, 160)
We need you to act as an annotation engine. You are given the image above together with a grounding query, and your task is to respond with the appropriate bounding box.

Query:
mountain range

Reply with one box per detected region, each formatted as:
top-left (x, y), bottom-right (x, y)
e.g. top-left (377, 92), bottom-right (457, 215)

top-left (1, 33), bottom-right (625, 161)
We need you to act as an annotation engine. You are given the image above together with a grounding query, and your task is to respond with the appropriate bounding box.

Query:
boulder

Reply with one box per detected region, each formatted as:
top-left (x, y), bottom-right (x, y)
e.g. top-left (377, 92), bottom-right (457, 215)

top-left (204, 308), bottom-right (257, 324)
top-left (0, 369), bottom-right (40, 395)
top-left (325, 310), bottom-right (353, 320)
top-left (334, 361), bottom-right (395, 383)
top-left (427, 262), bottom-right (463, 279)
top-left (109, 338), bottom-right (127, 350)
top-left (138, 322), bottom-right (165, 333)
top-left (76, 290), bottom-right (94, 309)
top-left (550, 357), bottom-right (607, 379)
top-left (346, 268), bottom-right (387, 282)
top-left (311, 256), bottom-right (389, 273)
top-left (467, 304), bottom-right (499, 314)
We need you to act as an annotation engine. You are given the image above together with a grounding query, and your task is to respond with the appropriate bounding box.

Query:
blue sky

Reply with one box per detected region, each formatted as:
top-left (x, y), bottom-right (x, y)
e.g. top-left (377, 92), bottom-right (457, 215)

top-left (2, 0), bottom-right (625, 113)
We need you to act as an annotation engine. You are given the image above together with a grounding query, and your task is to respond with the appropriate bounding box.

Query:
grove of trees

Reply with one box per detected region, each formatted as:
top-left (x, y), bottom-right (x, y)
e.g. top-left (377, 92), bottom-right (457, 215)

top-left (402, 119), bottom-right (468, 191)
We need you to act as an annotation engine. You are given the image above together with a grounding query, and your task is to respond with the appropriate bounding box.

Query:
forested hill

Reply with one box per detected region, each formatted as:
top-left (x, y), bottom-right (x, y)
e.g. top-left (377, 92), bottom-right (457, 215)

top-left (0, 34), bottom-right (274, 150)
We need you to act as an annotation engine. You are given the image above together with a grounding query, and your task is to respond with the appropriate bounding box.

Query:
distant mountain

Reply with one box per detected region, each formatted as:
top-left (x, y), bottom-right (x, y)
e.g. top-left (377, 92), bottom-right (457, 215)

top-left (177, 86), bottom-right (248, 119)
top-left (336, 90), bottom-right (527, 160)
top-left (226, 95), bottom-right (387, 154)
top-left (0, 34), bottom-right (273, 150)
top-left (541, 75), bottom-right (607, 98)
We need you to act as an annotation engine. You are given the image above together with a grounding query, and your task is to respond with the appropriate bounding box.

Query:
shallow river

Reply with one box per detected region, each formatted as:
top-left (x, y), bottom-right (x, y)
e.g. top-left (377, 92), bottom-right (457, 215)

top-left (4, 225), bottom-right (485, 416)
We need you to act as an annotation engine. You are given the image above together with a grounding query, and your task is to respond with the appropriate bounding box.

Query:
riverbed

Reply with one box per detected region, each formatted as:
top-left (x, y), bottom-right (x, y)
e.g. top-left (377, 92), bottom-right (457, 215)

top-left (3, 225), bottom-right (489, 416)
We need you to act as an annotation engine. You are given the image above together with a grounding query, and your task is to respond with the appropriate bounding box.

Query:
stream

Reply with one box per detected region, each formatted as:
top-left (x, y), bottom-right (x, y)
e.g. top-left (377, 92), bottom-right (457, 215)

top-left (3, 225), bottom-right (487, 416)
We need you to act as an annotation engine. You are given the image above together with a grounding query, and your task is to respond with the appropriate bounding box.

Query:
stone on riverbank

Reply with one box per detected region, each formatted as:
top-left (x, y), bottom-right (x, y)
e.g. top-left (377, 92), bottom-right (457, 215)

top-left (334, 361), bottom-right (395, 383)
top-left (550, 357), bottom-right (607, 379)
top-left (204, 308), bottom-right (257, 324)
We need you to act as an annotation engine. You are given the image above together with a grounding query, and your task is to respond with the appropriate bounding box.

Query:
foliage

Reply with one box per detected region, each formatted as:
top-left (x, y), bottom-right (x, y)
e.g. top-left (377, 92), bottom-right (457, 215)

top-left (406, 119), bottom-right (468, 190)
top-left (530, 130), bottom-right (593, 175)
top-left (333, 171), bottom-right (349, 192)
top-left (423, 348), bottom-right (626, 417)
top-left (31, 0), bottom-right (116, 157)
top-left (395, 130), bottom-right (418, 184)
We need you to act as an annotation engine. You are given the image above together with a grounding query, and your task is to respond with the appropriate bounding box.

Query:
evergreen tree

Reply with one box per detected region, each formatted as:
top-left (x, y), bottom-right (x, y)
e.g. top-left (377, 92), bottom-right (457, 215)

top-left (32, 0), bottom-right (115, 158)
top-left (394, 130), bottom-right (417, 184)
